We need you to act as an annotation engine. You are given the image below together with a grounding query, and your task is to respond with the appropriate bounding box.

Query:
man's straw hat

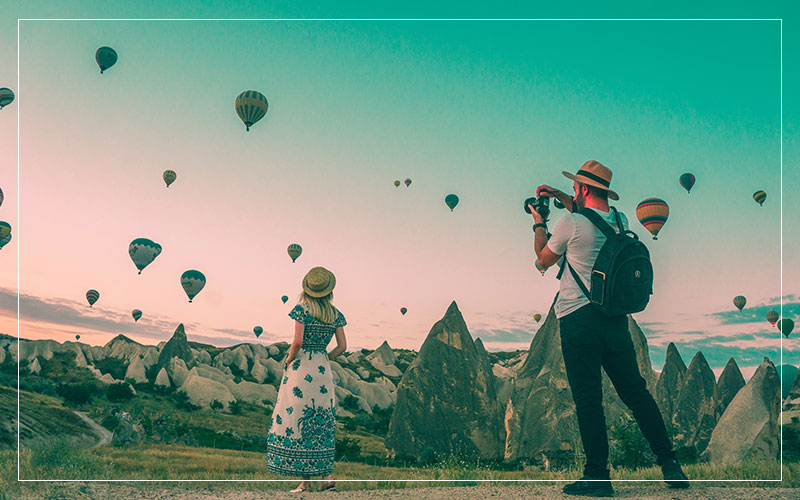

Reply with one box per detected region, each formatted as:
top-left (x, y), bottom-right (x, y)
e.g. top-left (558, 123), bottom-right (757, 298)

top-left (562, 160), bottom-right (619, 201)
top-left (302, 266), bottom-right (336, 298)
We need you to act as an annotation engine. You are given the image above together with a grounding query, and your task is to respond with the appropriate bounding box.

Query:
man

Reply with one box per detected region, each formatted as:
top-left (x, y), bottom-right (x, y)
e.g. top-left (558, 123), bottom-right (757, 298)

top-left (530, 160), bottom-right (689, 497)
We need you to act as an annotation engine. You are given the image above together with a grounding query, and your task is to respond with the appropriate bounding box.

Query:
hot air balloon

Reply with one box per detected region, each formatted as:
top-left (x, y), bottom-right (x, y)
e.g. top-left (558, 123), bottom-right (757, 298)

top-left (281, 295), bottom-right (289, 304)
top-left (534, 313), bottom-right (542, 323)
top-left (636, 198), bottom-right (669, 240)
top-left (779, 318), bottom-right (794, 338)
top-left (132, 309), bottom-right (142, 322)
top-left (535, 260), bottom-right (546, 276)
top-left (254, 326), bottom-right (263, 338)
top-left (753, 190), bottom-right (767, 206)
top-left (75, 335), bottom-right (80, 341)
top-left (445, 194), bottom-right (459, 212)
top-left (129, 238), bottom-right (162, 274)
top-left (400, 307), bottom-right (407, 315)
top-left (181, 270), bottom-right (206, 303)
top-left (394, 180), bottom-right (401, 188)
top-left (679, 173), bottom-right (695, 194)
top-left (0, 221), bottom-right (10, 238)
top-left (95, 46), bottom-right (117, 74)
top-left (0, 233), bottom-right (11, 250)
top-left (0, 186), bottom-right (3, 207)
top-left (404, 178), bottom-right (412, 187)
top-left (86, 289), bottom-right (100, 307)
top-left (235, 90), bottom-right (269, 131)
top-left (767, 310), bottom-right (779, 326)
top-left (733, 295), bottom-right (746, 311)
top-left (163, 170), bottom-right (177, 188)
top-left (287, 244), bottom-right (302, 263)
top-left (0, 88), bottom-right (15, 109)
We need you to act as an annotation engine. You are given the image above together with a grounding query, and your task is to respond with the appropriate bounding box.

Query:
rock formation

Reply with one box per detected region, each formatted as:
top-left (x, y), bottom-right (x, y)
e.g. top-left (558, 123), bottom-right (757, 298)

top-left (504, 300), bottom-right (658, 461)
top-left (155, 367), bottom-right (171, 387)
top-left (655, 343), bottom-right (686, 423)
top-left (124, 356), bottom-right (148, 384)
top-left (386, 301), bottom-right (504, 460)
top-left (671, 351), bottom-right (716, 453)
top-left (703, 358), bottom-right (780, 463)
top-left (714, 357), bottom-right (745, 420)
top-left (156, 324), bottom-right (193, 374)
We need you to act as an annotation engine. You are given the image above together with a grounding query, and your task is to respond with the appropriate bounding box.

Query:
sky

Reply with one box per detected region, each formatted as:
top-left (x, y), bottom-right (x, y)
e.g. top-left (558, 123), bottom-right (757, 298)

top-left (0, 1), bottom-right (798, 379)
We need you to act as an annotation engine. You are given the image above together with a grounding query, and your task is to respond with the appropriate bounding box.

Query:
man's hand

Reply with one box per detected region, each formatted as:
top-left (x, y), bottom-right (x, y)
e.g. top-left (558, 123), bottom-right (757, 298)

top-left (536, 185), bottom-right (557, 198)
top-left (528, 204), bottom-right (545, 224)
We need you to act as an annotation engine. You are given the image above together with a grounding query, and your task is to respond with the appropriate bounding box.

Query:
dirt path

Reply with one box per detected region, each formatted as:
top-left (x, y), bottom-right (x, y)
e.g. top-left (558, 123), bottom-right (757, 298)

top-left (73, 410), bottom-right (113, 449)
top-left (13, 483), bottom-right (800, 500)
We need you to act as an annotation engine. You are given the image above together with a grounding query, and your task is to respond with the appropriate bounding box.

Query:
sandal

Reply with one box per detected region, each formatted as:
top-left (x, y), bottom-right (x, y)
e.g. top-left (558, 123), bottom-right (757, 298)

top-left (290, 483), bottom-right (312, 493)
top-left (318, 480), bottom-right (336, 492)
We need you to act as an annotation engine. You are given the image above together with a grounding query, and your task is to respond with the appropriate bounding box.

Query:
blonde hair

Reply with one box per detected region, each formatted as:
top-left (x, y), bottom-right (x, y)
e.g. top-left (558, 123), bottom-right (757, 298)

top-left (298, 291), bottom-right (338, 324)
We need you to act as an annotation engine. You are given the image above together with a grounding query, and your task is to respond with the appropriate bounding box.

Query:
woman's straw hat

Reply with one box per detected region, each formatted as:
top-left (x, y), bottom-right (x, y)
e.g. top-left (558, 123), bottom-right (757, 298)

top-left (302, 266), bottom-right (336, 298)
top-left (562, 160), bottom-right (619, 201)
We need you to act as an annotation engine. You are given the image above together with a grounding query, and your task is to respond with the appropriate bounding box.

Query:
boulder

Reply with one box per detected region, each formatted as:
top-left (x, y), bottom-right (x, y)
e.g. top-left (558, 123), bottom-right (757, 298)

top-left (366, 341), bottom-right (397, 366)
top-left (192, 348), bottom-right (212, 365)
top-left (346, 351), bottom-right (364, 364)
top-left (671, 351), bottom-right (716, 453)
top-left (124, 356), bottom-right (148, 384)
top-left (357, 368), bottom-right (370, 380)
top-left (655, 343), bottom-right (686, 423)
top-left (167, 357), bottom-right (190, 387)
top-left (187, 363), bottom-right (230, 384)
top-left (369, 359), bottom-right (402, 378)
top-left (703, 358), bottom-right (780, 463)
top-left (714, 358), bottom-right (745, 420)
top-left (267, 344), bottom-right (280, 358)
top-left (386, 301), bottom-right (504, 460)
top-left (179, 373), bottom-right (236, 409)
top-left (262, 357), bottom-right (284, 382)
top-left (155, 367), bottom-right (171, 387)
top-left (335, 385), bottom-right (372, 414)
top-left (222, 379), bottom-right (277, 405)
top-left (251, 360), bottom-right (268, 383)
top-left (504, 298), bottom-right (658, 461)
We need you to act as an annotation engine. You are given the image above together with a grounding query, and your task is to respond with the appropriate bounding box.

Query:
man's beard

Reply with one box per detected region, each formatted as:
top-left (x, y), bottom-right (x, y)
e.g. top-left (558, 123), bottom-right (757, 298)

top-left (573, 190), bottom-right (585, 210)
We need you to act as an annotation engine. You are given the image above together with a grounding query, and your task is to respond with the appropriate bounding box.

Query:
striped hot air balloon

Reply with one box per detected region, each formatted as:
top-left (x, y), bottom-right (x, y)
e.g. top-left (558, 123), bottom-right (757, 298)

top-left (0, 233), bottom-right (11, 250)
top-left (287, 244), bottom-right (302, 263)
top-left (129, 238), bottom-right (162, 274)
top-left (767, 310), bottom-right (779, 326)
top-left (753, 190), bottom-right (767, 206)
top-left (0, 88), bottom-right (15, 109)
top-left (163, 170), bottom-right (177, 188)
top-left (235, 90), bottom-right (269, 131)
top-left (733, 295), bottom-right (746, 311)
top-left (636, 198), bottom-right (669, 240)
top-left (95, 46), bottom-right (117, 74)
top-left (132, 309), bottom-right (142, 322)
top-left (445, 194), bottom-right (459, 212)
top-left (86, 289), bottom-right (100, 307)
top-left (679, 173), bottom-right (695, 194)
top-left (181, 270), bottom-right (206, 303)
top-left (0, 221), bottom-right (10, 238)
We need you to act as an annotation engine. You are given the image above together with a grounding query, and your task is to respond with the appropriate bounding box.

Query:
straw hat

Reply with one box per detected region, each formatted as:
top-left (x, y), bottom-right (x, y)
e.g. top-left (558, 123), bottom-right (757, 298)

top-left (302, 266), bottom-right (336, 298)
top-left (562, 160), bottom-right (619, 201)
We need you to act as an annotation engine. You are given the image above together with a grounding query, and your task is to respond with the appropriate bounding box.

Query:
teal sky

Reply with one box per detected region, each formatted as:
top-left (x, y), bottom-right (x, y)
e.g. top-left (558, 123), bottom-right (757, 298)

top-left (0, 1), bottom-right (797, 377)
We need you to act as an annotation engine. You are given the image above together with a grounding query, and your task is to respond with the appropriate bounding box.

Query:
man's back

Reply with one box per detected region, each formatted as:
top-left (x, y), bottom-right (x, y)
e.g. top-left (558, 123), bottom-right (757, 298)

top-left (546, 207), bottom-right (629, 319)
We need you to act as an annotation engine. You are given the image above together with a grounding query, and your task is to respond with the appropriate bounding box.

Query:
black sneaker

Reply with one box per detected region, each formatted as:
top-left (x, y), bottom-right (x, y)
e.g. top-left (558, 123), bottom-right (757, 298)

top-left (661, 458), bottom-right (689, 489)
top-left (563, 475), bottom-right (615, 497)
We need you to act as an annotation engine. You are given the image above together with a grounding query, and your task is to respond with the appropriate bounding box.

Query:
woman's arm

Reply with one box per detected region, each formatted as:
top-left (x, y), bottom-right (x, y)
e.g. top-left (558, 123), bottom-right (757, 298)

top-left (283, 320), bottom-right (304, 368)
top-left (327, 327), bottom-right (347, 360)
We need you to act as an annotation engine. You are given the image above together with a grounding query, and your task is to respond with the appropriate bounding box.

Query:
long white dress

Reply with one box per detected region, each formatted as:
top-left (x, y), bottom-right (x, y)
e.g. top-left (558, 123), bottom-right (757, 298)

top-left (265, 303), bottom-right (346, 476)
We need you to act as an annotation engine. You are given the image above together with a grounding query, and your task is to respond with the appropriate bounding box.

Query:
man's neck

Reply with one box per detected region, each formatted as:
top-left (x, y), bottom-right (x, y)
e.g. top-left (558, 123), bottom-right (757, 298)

top-left (580, 199), bottom-right (610, 212)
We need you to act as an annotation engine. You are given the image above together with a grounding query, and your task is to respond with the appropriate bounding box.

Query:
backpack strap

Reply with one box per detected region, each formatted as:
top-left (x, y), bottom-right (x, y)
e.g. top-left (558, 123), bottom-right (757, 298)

top-left (576, 207), bottom-right (618, 239)
top-left (565, 258), bottom-right (592, 301)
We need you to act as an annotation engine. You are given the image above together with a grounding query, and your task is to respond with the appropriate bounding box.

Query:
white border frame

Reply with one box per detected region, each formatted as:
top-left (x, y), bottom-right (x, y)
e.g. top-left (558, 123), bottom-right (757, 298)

top-left (15, 17), bottom-right (784, 484)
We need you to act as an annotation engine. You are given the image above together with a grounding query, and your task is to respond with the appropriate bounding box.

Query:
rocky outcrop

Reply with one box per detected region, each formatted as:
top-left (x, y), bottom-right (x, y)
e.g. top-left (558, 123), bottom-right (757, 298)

top-left (155, 367), bottom-right (171, 387)
top-left (167, 357), bottom-right (190, 387)
top-left (782, 368), bottom-right (800, 422)
top-left (156, 324), bottom-right (194, 374)
top-left (504, 300), bottom-right (658, 461)
top-left (714, 358), bottom-right (745, 420)
top-left (213, 344), bottom-right (252, 373)
top-left (655, 343), bottom-right (686, 423)
top-left (124, 356), bottom-right (148, 384)
top-left (331, 360), bottom-right (394, 410)
top-left (386, 301), bottom-right (504, 460)
top-left (29, 357), bottom-right (41, 374)
top-left (671, 352), bottom-right (716, 453)
top-left (222, 378), bottom-right (277, 405)
top-left (366, 341), bottom-right (397, 366)
top-left (703, 358), bottom-right (780, 463)
top-left (179, 373), bottom-right (236, 409)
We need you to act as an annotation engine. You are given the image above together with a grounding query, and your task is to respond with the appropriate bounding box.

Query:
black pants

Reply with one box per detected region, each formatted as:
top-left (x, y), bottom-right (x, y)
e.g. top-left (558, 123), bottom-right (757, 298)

top-left (560, 304), bottom-right (676, 478)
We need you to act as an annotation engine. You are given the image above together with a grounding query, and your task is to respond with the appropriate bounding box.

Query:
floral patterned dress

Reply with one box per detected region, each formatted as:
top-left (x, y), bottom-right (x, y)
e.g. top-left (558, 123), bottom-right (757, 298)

top-left (265, 303), bottom-right (346, 477)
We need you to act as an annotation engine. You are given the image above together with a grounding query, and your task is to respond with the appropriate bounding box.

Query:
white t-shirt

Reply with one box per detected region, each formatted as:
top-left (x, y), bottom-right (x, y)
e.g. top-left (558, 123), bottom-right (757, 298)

top-left (545, 207), bottom-right (630, 319)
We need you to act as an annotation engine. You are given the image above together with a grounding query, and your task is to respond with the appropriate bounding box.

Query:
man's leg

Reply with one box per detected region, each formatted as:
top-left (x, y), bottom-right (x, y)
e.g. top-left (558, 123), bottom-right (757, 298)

top-left (560, 305), bottom-right (609, 478)
top-left (600, 314), bottom-right (676, 464)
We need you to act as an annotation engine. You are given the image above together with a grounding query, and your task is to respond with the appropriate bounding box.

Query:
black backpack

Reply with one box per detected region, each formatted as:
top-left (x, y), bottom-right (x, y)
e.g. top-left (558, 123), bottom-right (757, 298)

top-left (556, 207), bottom-right (653, 316)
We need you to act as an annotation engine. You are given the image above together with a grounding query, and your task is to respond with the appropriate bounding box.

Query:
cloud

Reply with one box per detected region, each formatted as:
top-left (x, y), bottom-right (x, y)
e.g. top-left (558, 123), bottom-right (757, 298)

top-left (711, 299), bottom-right (800, 326)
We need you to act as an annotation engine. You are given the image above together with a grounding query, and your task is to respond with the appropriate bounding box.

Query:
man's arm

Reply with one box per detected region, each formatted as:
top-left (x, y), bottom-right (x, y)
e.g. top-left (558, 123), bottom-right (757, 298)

top-left (535, 231), bottom-right (561, 268)
top-left (534, 214), bottom-right (571, 269)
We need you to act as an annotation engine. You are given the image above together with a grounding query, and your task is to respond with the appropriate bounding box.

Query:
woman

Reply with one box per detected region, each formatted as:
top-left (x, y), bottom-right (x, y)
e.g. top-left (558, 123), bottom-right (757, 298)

top-left (265, 266), bottom-right (348, 492)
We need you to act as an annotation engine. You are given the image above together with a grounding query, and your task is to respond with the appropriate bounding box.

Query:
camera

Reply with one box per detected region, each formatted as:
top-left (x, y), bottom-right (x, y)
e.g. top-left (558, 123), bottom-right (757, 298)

top-left (524, 195), bottom-right (550, 220)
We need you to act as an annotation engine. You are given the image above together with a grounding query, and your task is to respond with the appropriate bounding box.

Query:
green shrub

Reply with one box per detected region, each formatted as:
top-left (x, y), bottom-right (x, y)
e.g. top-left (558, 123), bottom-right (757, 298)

top-left (210, 399), bottom-right (224, 411)
top-left (229, 400), bottom-right (243, 415)
top-left (92, 356), bottom-right (128, 381)
top-left (342, 394), bottom-right (360, 411)
top-left (56, 381), bottom-right (95, 404)
top-left (609, 417), bottom-right (655, 469)
top-left (335, 436), bottom-right (361, 461)
top-left (106, 382), bottom-right (134, 402)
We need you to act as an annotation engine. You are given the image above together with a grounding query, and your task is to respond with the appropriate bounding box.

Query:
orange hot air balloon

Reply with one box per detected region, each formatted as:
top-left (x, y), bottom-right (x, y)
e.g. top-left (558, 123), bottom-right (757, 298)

top-left (636, 198), bottom-right (669, 240)
top-left (733, 295), bottom-right (746, 311)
